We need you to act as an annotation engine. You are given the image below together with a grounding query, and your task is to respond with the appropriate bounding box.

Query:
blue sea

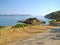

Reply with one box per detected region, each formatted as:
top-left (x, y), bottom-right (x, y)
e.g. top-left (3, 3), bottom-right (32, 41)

top-left (0, 15), bottom-right (52, 26)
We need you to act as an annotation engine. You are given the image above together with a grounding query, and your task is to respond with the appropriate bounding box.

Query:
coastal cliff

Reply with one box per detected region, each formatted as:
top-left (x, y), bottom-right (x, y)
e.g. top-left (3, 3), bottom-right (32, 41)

top-left (45, 10), bottom-right (60, 26)
top-left (45, 10), bottom-right (60, 19)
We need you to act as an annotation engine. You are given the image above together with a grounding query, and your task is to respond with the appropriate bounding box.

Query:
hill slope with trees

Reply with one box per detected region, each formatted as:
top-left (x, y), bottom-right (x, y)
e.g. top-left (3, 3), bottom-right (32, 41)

top-left (45, 10), bottom-right (60, 19)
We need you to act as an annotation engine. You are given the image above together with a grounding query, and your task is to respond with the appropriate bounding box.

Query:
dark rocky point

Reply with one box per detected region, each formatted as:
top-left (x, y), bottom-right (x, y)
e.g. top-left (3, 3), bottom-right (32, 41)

top-left (18, 18), bottom-right (45, 25)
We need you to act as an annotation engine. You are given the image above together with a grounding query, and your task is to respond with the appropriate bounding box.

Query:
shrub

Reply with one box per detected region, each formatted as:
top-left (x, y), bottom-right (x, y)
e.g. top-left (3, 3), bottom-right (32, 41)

top-left (0, 26), bottom-right (5, 29)
top-left (49, 20), bottom-right (55, 26)
top-left (56, 18), bottom-right (60, 21)
top-left (49, 19), bottom-right (60, 26)
top-left (26, 18), bottom-right (38, 21)
top-left (11, 24), bottom-right (30, 28)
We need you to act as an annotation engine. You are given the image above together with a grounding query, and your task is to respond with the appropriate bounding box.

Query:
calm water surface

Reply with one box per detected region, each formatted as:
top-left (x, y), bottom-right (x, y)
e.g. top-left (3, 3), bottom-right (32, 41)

top-left (0, 15), bottom-right (52, 26)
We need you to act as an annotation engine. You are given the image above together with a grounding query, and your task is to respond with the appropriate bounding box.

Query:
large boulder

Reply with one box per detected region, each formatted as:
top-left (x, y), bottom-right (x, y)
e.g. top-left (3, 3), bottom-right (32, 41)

top-left (18, 18), bottom-right (45, 25)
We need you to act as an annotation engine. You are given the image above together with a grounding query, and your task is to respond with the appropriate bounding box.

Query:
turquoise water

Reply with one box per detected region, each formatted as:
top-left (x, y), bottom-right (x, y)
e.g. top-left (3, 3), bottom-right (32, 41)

top-left (0, 15), bottom-right (51, 26)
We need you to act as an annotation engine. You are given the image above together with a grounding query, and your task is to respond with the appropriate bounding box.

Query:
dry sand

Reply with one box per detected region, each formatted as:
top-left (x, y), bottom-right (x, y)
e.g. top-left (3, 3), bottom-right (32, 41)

top-left (0, 25), bottom-right (54, 45)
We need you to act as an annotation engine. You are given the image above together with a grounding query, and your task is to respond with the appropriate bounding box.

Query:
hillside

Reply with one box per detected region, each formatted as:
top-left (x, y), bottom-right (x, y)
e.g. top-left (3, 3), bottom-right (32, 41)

top-left (45, 10), bottom-right (60, 19)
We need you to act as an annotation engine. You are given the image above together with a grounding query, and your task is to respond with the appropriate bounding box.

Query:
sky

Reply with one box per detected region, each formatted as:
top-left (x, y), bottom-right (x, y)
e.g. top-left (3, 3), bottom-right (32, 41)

top-left (0, 0), bottom-right (60, 16)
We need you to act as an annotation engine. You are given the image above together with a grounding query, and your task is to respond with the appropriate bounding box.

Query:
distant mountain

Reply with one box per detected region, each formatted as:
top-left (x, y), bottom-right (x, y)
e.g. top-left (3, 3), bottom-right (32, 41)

top-left (0, 14), bottom-right (31, 16)
top-left (45, 10), bottom-right (60, 19)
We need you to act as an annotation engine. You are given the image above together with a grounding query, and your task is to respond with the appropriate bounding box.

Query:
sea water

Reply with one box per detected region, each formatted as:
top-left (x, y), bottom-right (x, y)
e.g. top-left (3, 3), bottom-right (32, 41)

top-left (0, 15), bottom-right (52, 26)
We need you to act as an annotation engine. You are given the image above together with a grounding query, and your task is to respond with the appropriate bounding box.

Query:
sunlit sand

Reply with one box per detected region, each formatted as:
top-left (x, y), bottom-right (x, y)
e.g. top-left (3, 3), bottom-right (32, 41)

top-left (0, 25), bottom-right (54, 45)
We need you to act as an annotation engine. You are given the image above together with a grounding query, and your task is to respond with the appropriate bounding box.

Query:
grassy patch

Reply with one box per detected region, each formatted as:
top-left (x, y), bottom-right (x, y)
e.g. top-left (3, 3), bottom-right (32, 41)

top-left (0, 26), bottom-right (5, 29)
top-left (11, 24), bottom-right (31, 28)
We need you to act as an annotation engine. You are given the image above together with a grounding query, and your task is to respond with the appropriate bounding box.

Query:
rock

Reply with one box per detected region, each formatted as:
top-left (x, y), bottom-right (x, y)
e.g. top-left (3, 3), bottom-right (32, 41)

top-left (18, 18), bottom-right (45, 25)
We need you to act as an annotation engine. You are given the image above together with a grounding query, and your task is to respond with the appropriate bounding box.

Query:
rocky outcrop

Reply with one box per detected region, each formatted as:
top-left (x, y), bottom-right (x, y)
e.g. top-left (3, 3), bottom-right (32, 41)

top-left (18, 18), bottom-right (45, 25)
top-left (45, 10), bottom-right (60, 19)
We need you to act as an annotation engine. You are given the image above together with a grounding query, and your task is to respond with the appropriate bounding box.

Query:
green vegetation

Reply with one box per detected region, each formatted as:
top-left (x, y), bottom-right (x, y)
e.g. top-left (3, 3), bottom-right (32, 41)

top-left (26, 18), bottom-right (38, 21)
top-left (49, 20), bottom-right (55, 26)
top-left (26, 18), bottom-right (41, 25)
top-left (18, 18), bottom-right (45, 25)
top-left (45, 10), bottom-right (60, 19)
top-left (45, 10), bottom-right (60, 26)
top-left (0, 26), bottom-right (5, 29)
top-left (56, 18), bottom-right (60, 21)
top-left (49, 18), bottom-right (60, 26)
top-left (11, 24), bottom-right (31, 28)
